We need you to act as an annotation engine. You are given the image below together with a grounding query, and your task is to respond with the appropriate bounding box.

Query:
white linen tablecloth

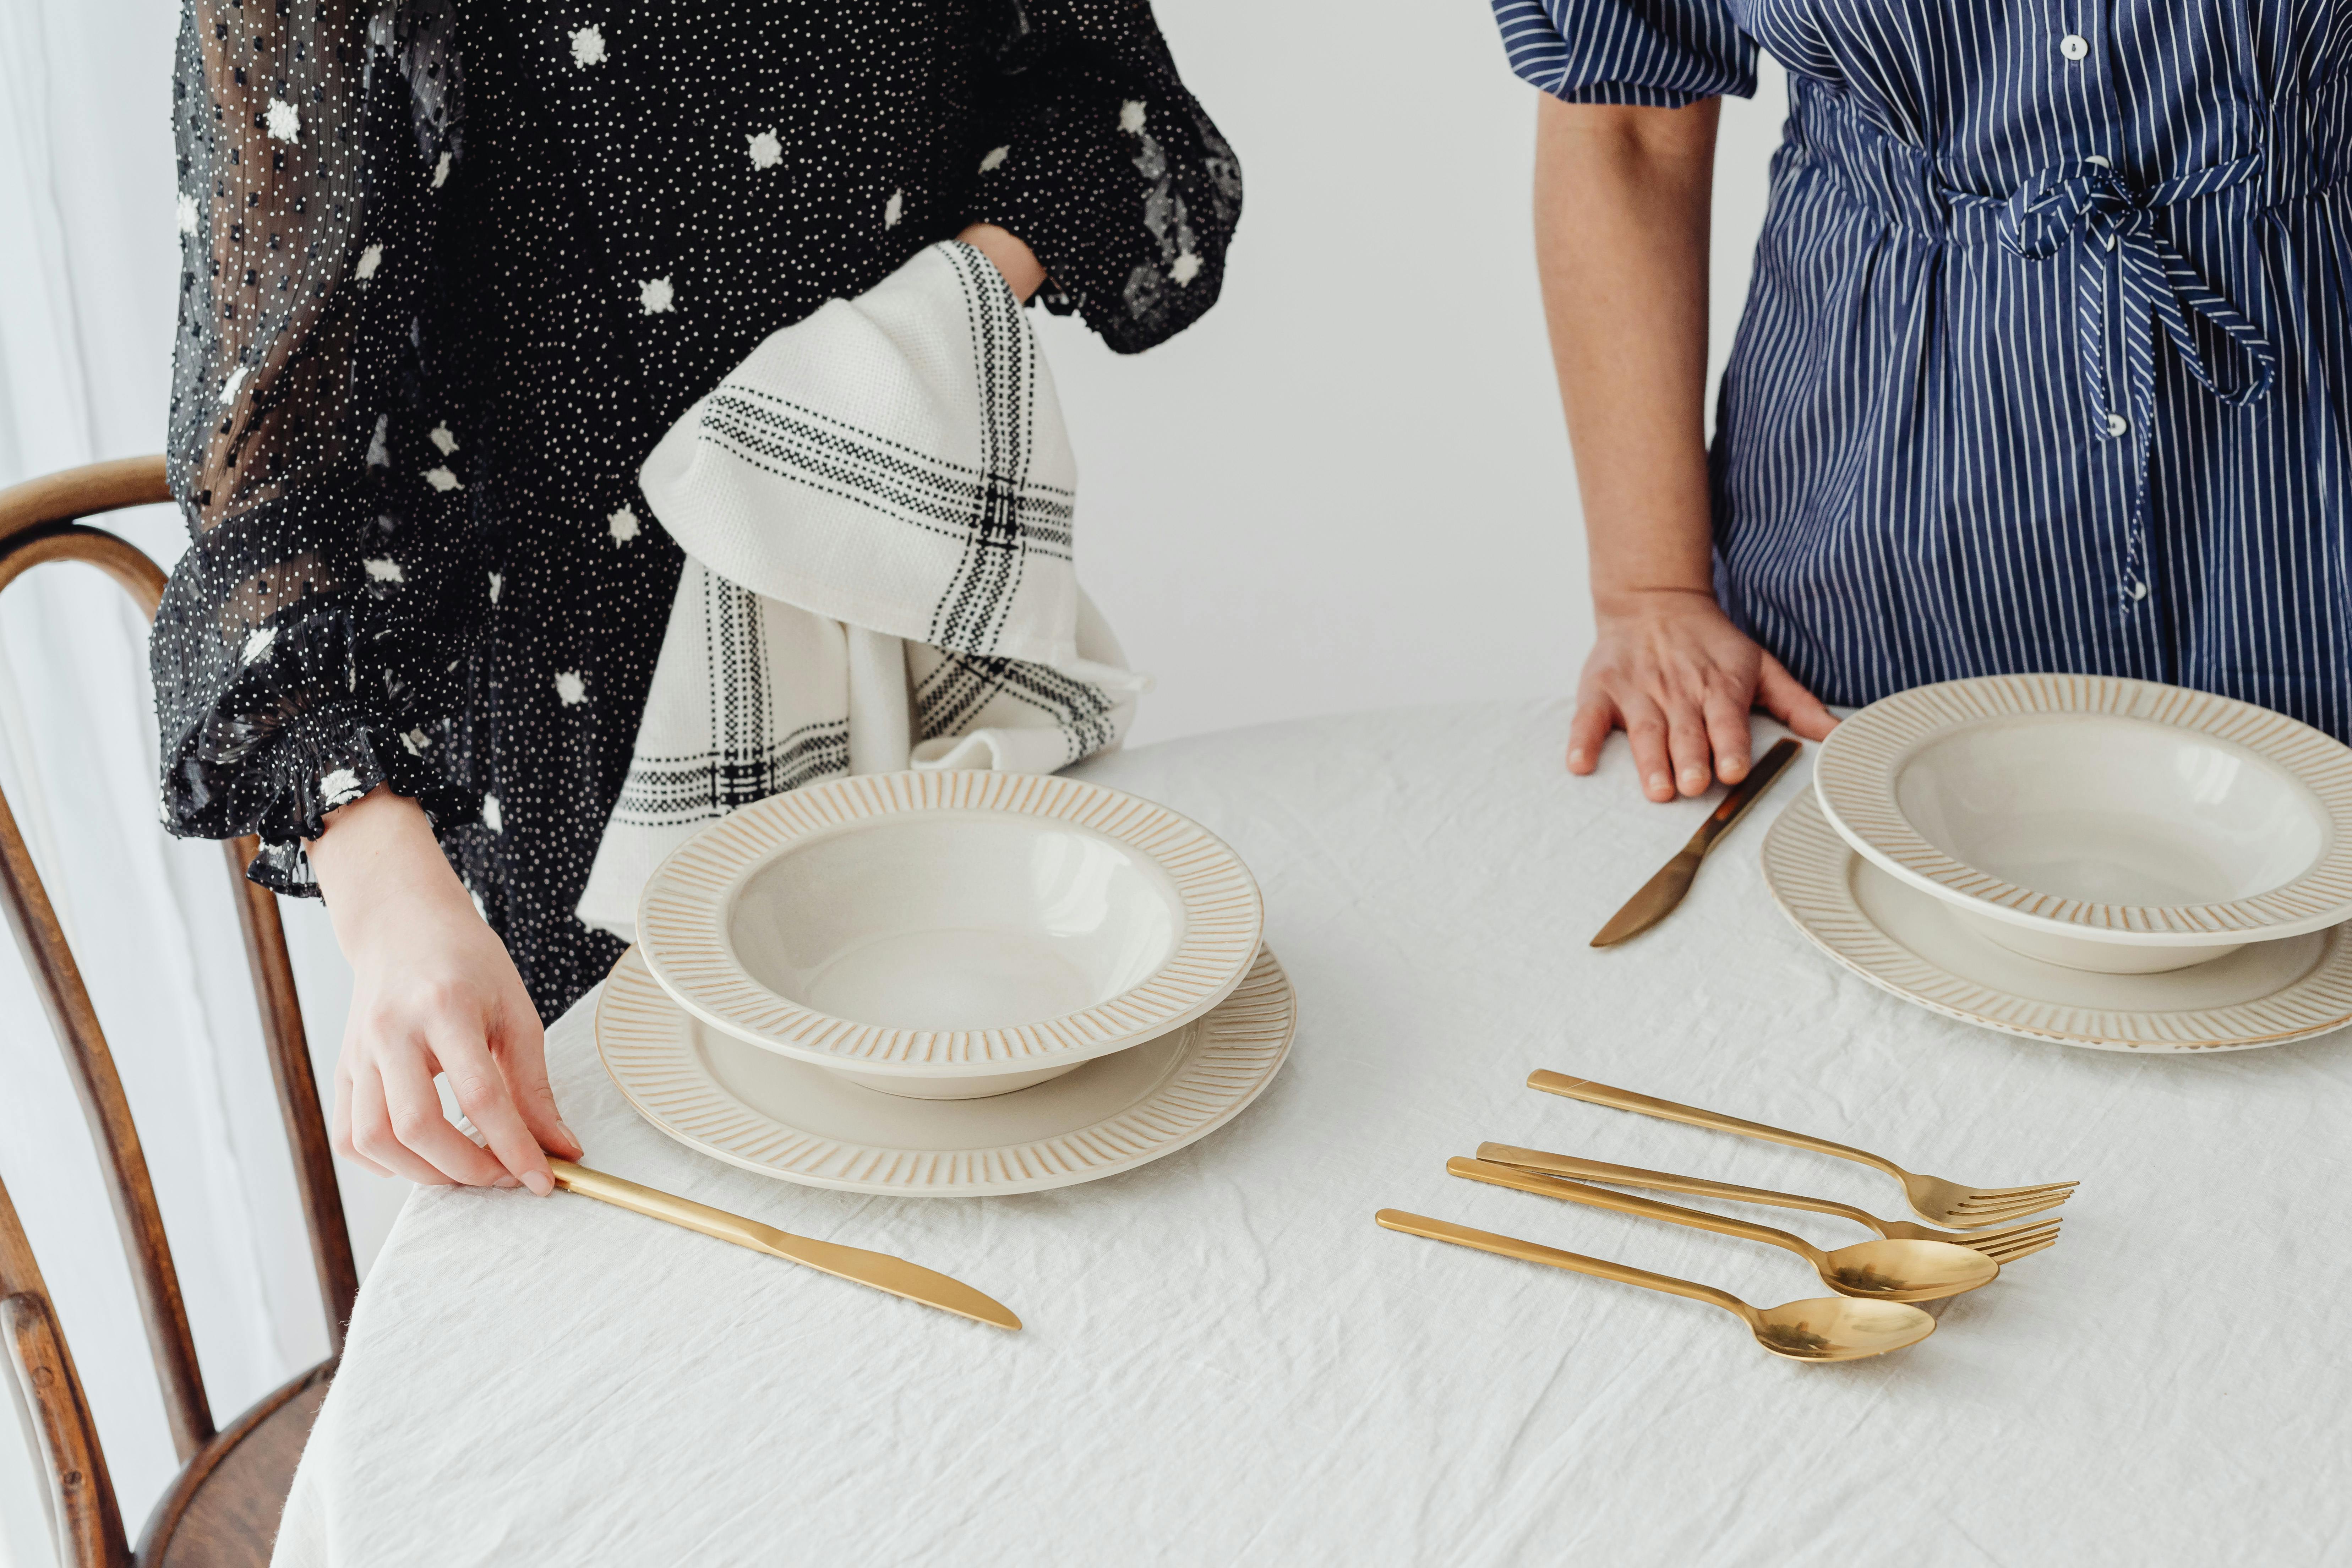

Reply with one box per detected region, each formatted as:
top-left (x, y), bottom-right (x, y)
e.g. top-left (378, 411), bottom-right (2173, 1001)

top-left (273, 702), bottom-right (2352, 1567)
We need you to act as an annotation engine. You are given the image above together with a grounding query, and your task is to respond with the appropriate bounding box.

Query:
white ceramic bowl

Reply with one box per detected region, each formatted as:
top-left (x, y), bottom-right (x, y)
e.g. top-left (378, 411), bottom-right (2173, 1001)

top-left (1815, 675), bottom-right (2352, 974)
top-left (635, 771), bottom-right (1264, 1098)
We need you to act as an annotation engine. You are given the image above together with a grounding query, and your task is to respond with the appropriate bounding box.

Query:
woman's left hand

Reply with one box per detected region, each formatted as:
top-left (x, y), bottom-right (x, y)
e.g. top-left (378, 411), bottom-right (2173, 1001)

top-left (957, 223), bottom-right (1045, 301)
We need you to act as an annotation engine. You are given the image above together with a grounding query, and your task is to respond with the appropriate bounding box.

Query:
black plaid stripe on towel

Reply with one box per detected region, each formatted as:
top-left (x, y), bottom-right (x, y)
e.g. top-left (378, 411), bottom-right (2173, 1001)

top-left (576, 241), bottom-right (1144, 941)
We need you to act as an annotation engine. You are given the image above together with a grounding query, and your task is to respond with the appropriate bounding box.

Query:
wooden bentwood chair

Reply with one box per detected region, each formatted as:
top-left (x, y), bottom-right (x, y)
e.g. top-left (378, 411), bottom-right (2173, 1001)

top-left (0, 458), bottom-right (356, 1566)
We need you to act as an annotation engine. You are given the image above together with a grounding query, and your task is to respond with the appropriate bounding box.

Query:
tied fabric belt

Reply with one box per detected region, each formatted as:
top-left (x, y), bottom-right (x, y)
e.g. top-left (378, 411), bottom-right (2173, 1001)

top-left (1786, 82), bottom-right (2293, 605)
top-left (1970, 155), bottom-right (2277, 437)
top-left (1957, 157), bottom-right (2278, 592)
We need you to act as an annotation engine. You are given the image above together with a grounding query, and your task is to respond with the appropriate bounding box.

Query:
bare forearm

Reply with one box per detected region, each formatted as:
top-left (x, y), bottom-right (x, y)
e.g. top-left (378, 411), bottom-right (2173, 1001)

top-left (1534, 92), bottom-right (1833, 796)
top-left (1534, 93), bottom-right (1719, 605)
top-left (309, 786), bottom-right (470, 943)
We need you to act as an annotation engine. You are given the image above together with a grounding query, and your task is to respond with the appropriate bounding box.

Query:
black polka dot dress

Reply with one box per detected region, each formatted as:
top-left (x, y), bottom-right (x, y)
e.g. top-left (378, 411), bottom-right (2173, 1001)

top-left (155, 0), bottom-right (1242, 1020)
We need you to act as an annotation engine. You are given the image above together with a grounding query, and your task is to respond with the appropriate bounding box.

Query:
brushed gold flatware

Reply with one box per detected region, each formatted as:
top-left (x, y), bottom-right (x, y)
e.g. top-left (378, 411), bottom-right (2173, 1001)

top-left (1375, 1209), bottom-right (1934, 1361)
top-left (1527, 1071), bottom-right (2078, 1228)
top-left (1477, 1143), bottom-right (2061, 1263)
top-left (1447, 1157), bottom-right (1997, 1302)
top-left (1590, 736), bottom-right (1802, 948)
top-left (547, 1159), bottom-right (1021, 1331)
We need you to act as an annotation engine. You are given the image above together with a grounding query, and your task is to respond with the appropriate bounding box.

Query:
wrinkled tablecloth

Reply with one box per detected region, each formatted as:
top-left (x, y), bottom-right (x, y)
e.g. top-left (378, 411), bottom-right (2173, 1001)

top-left (274, 702), bottom-right (2352, 1567)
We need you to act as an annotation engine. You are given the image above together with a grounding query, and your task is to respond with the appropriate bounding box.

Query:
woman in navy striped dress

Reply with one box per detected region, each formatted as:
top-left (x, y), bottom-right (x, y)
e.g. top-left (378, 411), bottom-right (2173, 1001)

top-left (1496, 1), bottom-right (2351, 801)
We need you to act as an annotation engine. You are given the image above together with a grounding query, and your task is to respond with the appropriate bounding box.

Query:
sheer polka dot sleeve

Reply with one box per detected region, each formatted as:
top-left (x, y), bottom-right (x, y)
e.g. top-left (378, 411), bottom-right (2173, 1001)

top-left (961, 0), bottom-right (1243, 355)
top-left (156, 0), bottom-right (483, 893)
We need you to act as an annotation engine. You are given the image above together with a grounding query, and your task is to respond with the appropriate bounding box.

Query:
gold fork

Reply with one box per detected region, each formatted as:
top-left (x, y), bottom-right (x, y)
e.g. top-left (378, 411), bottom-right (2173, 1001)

top-left (1527, 1071), bottom-right (2078, 1228)
top-left (1478, 1143), bottom-right (2062, 1263)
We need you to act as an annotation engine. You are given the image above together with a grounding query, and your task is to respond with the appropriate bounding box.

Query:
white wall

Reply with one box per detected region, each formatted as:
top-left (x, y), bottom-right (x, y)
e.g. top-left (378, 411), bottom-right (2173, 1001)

top-left (1056, 2), bottom-right (1786, 745)
top-left (0, 0), bottom-right (1787, 1549)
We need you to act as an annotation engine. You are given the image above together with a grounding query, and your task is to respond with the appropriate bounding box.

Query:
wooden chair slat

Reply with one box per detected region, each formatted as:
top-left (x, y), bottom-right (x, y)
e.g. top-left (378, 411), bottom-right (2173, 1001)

top-left (2, 1295), bottom-right (133, 1568)
top-left (1, 1173), bottom-right (133, 1568)
top-left (0, 524), bottom-right (168, 615)
top-left (225, 837), bottom-right (359, 1348)
top-left (0, 455), bottom-right (169, 548)
top-left (0, 749), bottom-right (214, 1460)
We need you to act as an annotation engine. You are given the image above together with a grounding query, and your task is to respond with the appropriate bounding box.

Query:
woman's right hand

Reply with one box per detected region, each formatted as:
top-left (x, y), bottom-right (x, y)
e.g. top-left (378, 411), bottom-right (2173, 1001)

top-left (308, 787), bottom-right (580, 1193)
top-left (1568, 588), bottom-right (1837, 801)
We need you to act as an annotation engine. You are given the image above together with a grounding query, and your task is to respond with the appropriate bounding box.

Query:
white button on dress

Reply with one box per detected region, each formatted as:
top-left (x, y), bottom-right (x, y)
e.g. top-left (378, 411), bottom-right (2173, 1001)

top-left (2061, 33), bottom-right (2091, 60)
top-left (2107, 412), bottom-right (2130, 437)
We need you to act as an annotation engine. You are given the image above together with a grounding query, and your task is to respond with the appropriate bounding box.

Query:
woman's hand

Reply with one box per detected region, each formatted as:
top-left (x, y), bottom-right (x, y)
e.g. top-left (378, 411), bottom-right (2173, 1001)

top-left (1569, 588), bottom-right (1836, 800)
top-left (956, 223), bottom-right (1046, 301)
top-left (309, 787), bottom-right (579, 1193)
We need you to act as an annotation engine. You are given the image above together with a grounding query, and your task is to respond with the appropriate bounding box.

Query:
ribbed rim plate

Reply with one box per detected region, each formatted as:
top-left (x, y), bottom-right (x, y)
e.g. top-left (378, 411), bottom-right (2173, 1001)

top-left (1764, 789), bottom-right (2352, 1051)
top-left (636, 770), bottom-right (1265, 1075)
top-left (1815, 674), bottom-right (2352, 940)
top-left (599, 944), bottom-right (1297, 1194)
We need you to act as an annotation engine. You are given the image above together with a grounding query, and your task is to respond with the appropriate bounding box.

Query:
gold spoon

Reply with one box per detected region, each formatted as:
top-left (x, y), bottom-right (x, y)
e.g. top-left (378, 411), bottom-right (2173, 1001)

top-left (1449, 1157), bottom-right (1998, 1303)
top-left (1377, 1209), bottom-right (1935, 1362)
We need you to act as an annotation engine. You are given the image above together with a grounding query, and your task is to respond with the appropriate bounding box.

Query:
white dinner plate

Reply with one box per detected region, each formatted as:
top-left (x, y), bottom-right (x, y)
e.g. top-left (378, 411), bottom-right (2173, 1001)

top-left (1762, 790), bottom-right (2352, 1051)
top-left (597, 944), bottom-right (1297, 1194)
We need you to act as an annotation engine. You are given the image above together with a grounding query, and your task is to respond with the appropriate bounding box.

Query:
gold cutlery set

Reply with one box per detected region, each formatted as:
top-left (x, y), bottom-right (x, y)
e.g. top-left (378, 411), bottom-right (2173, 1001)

top-left (1379, 1070), bottom-right (2078, 1362)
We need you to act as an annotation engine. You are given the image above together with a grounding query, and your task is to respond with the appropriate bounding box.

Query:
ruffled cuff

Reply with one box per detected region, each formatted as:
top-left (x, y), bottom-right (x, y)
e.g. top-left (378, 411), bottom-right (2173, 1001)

top-left (152, 531), bottom-right (482, 895)
top-left (182, 716), bottom-right (483, 895)
top-left (962, 75), bottom-right (1241, 355)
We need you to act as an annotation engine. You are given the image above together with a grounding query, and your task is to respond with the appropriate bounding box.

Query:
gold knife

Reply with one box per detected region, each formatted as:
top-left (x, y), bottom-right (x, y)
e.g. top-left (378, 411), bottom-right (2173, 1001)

top-left (548, 1158), bottom-right (1022, 1331)
top-left (1589, 736), bottom-right (1802, 948)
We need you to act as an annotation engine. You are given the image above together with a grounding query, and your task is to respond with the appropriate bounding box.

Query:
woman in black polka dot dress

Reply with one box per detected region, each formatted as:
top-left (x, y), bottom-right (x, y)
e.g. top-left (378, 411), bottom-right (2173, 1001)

top-left (156, 0), bottom-right (1240, 1194)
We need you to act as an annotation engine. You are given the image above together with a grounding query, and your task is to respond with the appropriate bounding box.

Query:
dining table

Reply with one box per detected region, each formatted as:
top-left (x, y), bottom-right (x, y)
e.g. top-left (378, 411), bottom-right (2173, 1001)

top-left (271, 700), bottom-right (2352, 1566)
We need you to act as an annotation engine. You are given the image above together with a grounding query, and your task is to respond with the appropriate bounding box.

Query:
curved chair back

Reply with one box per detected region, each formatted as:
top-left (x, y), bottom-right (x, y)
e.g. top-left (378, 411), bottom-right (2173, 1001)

top-left (0, 457), bottom-right (355, 1566)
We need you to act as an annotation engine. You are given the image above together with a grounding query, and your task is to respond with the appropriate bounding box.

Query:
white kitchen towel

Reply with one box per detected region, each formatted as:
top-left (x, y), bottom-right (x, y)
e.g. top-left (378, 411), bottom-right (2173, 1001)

top-left (577, 242), bottom-right (1145, 940)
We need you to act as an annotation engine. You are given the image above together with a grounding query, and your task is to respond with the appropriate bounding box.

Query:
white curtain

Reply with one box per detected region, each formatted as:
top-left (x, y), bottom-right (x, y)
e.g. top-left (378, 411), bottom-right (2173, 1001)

top-left (0, 1), bottom-right (404, 1558)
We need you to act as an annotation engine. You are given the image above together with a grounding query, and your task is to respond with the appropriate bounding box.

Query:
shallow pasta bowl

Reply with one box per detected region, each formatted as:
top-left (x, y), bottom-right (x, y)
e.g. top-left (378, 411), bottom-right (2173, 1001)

top-left (635, 771), bottom-right (1264, 1099)
top-left (1813, 675), bottom-right (2352, 974)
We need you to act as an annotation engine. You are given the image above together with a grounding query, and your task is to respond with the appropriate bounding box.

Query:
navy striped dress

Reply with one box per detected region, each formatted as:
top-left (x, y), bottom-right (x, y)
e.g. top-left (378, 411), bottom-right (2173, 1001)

top-left (1492, 0), bottom-right (2352, 741)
